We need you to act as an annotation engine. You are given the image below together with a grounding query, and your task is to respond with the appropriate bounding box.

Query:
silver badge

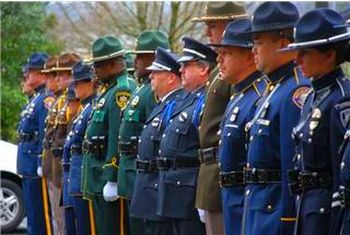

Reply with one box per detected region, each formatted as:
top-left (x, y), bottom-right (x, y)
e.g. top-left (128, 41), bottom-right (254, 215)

top-left (309, 108), bottom-right (321, 131)
top-left (97, 98), bottom-right (105, 109)
top-left (131, 96), bottom-right (139, 107)
top-left (152, 117), bottom-right (160, 127)
top-left (230, 107), bottom-right (240, 122)
top-left (179, 112), bottom-right (188, 122)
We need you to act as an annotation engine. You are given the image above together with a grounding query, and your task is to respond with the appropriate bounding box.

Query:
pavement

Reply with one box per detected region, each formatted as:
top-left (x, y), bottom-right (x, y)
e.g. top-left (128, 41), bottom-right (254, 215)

top-left (3, 217), bottom-right (26, 235)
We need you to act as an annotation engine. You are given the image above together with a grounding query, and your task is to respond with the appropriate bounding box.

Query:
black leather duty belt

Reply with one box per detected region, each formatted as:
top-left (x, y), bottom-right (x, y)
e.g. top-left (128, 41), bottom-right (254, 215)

top-left (198, 147), bottom-right (219, 164)
top-left (118, 141), bottom-right (138, 155)
top-left (157, 157), bottom-right (200, 170)
top-left (135, 159), bottom-right (158, 173)
top-left (245, 168), bottom-right (281, 184)
top-left (70, 145), bottom-right (82, 155)
top-left (82, 136), bottom-right (107, 157)
top-left (51, 147), bottom-right (63, 158)
top-left (17, 132), bottom-right (38, 142)
top-left (288, 170), bottom-right (332, 194)
top-left (219, 170), bottom-right (245, 187)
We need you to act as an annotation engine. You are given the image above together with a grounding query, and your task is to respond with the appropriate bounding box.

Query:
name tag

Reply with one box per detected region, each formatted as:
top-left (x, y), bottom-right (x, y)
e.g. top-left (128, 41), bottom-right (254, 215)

top-left (256, 119), bottom-right (270, 126)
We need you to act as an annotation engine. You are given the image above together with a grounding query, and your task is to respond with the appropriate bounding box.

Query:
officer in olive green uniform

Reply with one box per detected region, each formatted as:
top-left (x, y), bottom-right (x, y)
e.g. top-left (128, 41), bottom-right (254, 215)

top-left (82, 36), bottom-right (136, 235)
top-left (117, 30), bottom-right (170, 235)
top-left (191, 2), bottom-right (247, 235)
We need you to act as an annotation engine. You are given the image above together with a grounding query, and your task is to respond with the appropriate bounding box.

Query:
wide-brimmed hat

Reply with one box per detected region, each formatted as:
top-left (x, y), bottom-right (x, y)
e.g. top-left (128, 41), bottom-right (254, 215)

top-left (41, 56), bottom-right (58, 73)
top-left (241, 2), bottom-right (299, 35)
top-left (91, 36), bottom-right (125, 62)
top-left (25, 52), bottom-right (49, 70)
top-left (209, 18), bottom-right (253, 48)
top-left (131, 30), bottom-right (170, 54)
top-left (51, 53), bottom-right (80, 72)
top-left (280, 8), bottom-right (350, 52)
top-left (72, 61), bottom-right (94, 83)
top-left (192, 2), bottom-right (247, 22)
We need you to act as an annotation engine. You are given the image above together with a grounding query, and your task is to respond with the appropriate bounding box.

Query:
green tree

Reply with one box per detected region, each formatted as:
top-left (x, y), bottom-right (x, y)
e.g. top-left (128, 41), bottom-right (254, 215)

top-left (1, 2), bottom-right (62, 142)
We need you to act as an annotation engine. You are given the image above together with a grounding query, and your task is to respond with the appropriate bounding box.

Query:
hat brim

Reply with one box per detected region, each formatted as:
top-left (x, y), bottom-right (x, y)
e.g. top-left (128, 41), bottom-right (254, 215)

top-left (191, 14), bottom-right (248, 23)
top-left (92, 50), bottom-right (125, 62)
top-left (73, 77), bottom-right (92, 83)
top-left (238, 24), bottom-right (296, 36)
top-left (278, 32), bottom-right (350, 52)
top-left (130, 50), bottom-right (155, 54)
top-left (50, 67), bottom-right (72, 72)
top-left (127, 68), bottom-right (135, 71)
top-left (209, 42), bottom-right (253, 48)
top-left (177, 55), bottom-right (198, 63)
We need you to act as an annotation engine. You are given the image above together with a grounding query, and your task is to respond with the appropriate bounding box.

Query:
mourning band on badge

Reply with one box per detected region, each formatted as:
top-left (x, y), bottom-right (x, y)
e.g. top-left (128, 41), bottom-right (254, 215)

top-left (309, 108), bottom-right (321, 131)
top-left (116, 91), bottom-right (131, 109)
top-left (179, 112), bottom-right (188, 122)
top-left (293, 86), bottom-right (311, 109)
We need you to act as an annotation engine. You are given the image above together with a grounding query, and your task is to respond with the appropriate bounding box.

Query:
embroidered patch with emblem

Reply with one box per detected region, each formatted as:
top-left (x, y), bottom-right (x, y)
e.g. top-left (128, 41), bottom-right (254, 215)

top-left (131, 96), bottom-right (139, 107)
top-left (292, 87), bottom-right (310, 108)
top-left (44, 96), bottom-right (55, 110)
top-left (116, 91), bottom-right (131, 109)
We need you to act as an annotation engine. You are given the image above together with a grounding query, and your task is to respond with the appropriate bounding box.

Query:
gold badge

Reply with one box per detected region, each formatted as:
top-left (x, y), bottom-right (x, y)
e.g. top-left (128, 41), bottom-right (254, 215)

top-left (131, 96), bottom-right (139, 107)
top-left (44, 96), bottom-right (55, 110)
top-left (116, 91), bottom-right (131, 109)
top-left (309, 108), bottom-right (321, 131)
top-left (293, 86), bottom-right (311, 109)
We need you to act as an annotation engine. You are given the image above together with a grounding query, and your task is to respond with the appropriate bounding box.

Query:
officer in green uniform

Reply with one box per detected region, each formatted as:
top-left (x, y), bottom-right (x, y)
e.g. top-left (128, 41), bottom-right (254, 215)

top-left (191, 2), bottom-right (247, 235)
top-left (82, 36), bottom-right (136, 235)
top-left (117, 30), bottom-right (170, 235)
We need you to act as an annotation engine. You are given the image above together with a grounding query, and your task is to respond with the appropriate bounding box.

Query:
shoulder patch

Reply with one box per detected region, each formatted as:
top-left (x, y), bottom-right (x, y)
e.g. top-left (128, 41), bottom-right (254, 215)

top-left (44, 96), bottom-right (55, 110)
top-left (292, 86), bottom-right (310, 109)
top-left (116, 91), bottom-right (131, 109)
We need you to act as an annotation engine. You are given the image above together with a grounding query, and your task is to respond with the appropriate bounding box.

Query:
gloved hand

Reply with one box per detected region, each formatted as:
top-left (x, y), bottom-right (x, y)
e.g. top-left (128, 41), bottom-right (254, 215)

top-left (37, 166), bottom-right (43, 177)
top-left (197, 209), bottom-right (206, 223)
top-left (103, 181), bottom-right (119, 202)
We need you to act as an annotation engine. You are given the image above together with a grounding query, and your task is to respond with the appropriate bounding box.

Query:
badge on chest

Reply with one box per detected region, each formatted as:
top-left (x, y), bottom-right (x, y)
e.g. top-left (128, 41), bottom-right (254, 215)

top-left (229, 107), bottom-right (240, 122)
top-left (309, 108), bottom-right (321, 132)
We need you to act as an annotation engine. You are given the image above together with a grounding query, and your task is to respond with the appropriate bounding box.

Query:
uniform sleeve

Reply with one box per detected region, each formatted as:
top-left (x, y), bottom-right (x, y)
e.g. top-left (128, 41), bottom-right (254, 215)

top-left (279, 85), bottom-right (308, 233)
top-left (37, 95), bottom-right (52, 167)
top-left (103, 89), bottom-right (132, 182)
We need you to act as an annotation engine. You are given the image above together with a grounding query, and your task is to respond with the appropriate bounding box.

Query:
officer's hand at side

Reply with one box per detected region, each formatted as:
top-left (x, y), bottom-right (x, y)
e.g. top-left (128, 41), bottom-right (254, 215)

top-left (103, 181), bottom-right (119, 202)
top-left (37, 166), bottom-right (43, 177)
top-left (197, 209), bottom-right (206, 223)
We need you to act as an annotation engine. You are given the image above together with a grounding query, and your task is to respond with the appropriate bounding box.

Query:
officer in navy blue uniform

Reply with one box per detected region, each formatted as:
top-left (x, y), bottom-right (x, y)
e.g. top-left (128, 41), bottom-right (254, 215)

top-left (63, 61), bottom-right (95, 235)
top-left (210, 19), bottom-right (267, 235)
top-left (17, 52), bottom-right (53, 235)
top-left (130, 47), bottom-right (185, 235)
top-left (340, 126), bottom-right (350, 234)
top-left (281, 8), bottom-right (350, 235)
top-left (240, 2), bottom-right (311, 235)
top-left (156, 37), bottom-right (217, 235)
top-left (61, 85), bottom-right (81, 235)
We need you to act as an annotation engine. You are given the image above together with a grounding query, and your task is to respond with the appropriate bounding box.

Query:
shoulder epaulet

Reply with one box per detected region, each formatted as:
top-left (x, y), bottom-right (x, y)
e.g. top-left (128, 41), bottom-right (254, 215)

top-left (336, 77), bottom-right (350, 97)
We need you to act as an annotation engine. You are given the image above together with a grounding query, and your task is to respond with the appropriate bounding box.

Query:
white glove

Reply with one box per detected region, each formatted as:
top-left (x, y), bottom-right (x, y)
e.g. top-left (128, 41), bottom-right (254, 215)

top-left (37, 166), bottom-right (43, 177)
top-left (103, 181), bottom-right (119, 202)
top-left (197, 209), bottom-right (206, 223)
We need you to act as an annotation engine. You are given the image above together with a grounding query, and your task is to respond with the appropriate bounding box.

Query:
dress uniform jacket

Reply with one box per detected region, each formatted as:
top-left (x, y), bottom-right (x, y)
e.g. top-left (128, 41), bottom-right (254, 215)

top-left (157, 87), bottom-right (206, 220)
top-left (118, 77), bottom-right (158, 199)
top-left (242, 62), bottom-right (310, 235)
top-left (42, 91), bottom-right (62, 181)
top-left (340, 125), bottom-right (350, 234)
top-left (17, 84), bottom-right (53, 235)
top-left (130, 88), bottom-right (185, 221)
top-left (82, 71), bottom-right (136, 199)
top-left (218, 71), bottom-right (266, 235)
top-left (292, 68), bottom-right (350, 235)
top-left (17, 85), bottom-right (53, 177)
top-left (196, 66), bottom-right (231, 211)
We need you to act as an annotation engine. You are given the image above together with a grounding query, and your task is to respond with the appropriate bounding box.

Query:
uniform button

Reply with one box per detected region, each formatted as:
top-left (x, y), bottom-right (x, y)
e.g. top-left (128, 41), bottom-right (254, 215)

top-left (297, 195), bottom-right (300, 201)
top-left (308, 138), bottom-right (312, 143)
top-left (75, 130), bottom-right (78, 133)
top-left (198, 126), bottom-right (201, 130)
top-left (139, 139), bottom-right (142, 143)
top-left (176, 129), bottom-right (179, 133)
top-left (213, 90), bottom-right (217, 94)
top-left (297, 154), bottom-right (301, 160)
top-left (250, 136), bottom-right (254, 141)
top-left (162, 134), bottom-right (166, 138)
top-left (320, 208), bottom-right (325, 213)
top-left (169, 119), bottom-right (173, 123)
top-left (341, 162), bottom-right (345, 170)
top-left (155, 183), bottom-right (158, 187)
top-left (267, 204), bottom-right (272, 210)
top-left (28, 150), bottom-right (31, 154)
top-left (217, 130), bottom-right (221, 136)
top-left (143, 125), bottom-right (147, 129)
top-left (158, 150), bottom-right (161, 154)
top-left (246, 163), bottom-right (250, 168)
top-left (246, 190), bottom-right (250, 195)
top-left (118, 136), bottom-right (121, 139)
top-left (227, 133), bottom-right (231, 137)
top-left (219, 140), bottom-right (222, 146)
top-left (299, 133), bottom-right (303, 138)
top-left (177, 181), bottom-right (181, 185)
top-left (258, 129), bottom-right (262, 134)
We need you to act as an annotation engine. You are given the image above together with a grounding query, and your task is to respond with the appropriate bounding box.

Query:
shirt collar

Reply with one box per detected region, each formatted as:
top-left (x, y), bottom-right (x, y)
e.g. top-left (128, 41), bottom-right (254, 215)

top-left (161, 87), bottom-right (182, 103)
top-left (81, 94), bottom-right (95, 105)
top-left (312, 67), bottom-right (344, 91)
top-left (233, 70), bottom-right (263, 94)
top-left (267, 61), bottom-right (295, 84)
